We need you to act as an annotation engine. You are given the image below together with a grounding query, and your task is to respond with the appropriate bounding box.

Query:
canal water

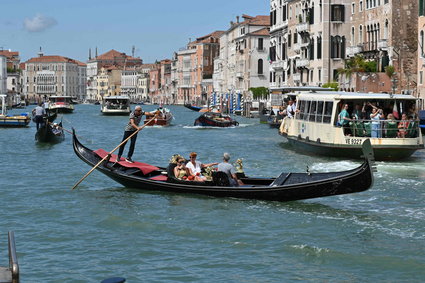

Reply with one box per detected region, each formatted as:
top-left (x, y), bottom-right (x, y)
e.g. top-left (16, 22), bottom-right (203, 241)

top-left (0, 104), bottom-right (424, 282)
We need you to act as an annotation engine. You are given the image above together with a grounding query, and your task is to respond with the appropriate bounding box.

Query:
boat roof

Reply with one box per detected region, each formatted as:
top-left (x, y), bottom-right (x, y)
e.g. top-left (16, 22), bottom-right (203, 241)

top-left (104, 96), bottom-right (130, 100)
top-left (293, 91), bottom-right (418, 100)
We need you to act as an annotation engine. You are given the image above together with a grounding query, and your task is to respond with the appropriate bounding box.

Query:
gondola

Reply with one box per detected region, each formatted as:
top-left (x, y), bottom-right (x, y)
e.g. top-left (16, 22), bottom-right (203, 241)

top-left (72, 130), bottom-right (375, 202)
top-left (35, 115), bottom-right (64, 143)
top-left (194, 112), bottom-right (239, 127)
top-left (184, 104), bottom-right (203, 112)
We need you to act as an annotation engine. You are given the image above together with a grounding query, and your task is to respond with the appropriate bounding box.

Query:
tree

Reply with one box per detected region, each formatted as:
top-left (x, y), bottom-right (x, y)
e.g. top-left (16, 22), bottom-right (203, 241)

top-left (322, 82), bottom-right (339, 91)
top-left (249, 87), bottom-right (269, 100)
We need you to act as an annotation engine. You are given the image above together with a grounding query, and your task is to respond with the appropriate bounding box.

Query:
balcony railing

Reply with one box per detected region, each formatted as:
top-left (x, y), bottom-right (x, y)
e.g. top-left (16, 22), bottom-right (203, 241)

top-left (293, 43), bottom-right (301, 53)
top-left (271, 61), bottom-right (287, 70)
top-left (346, 45), bottom-right (364, 57)
top-left (296, 59), bottom-right (310, 68)
top-left (297, 22), bottom-right (310, 33)
top-left (377, 39), bottom-right (388, 50)
top-left (293, 73), bottom-right (301, 81)
top-left (236, 72), bottom-right (244, 78)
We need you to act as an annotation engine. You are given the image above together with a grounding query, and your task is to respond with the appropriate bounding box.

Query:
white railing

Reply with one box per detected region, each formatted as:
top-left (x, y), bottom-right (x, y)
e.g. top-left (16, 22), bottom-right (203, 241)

top-left (297, 22), bottom-right (309, 33)
top-left (346, 45), bottom-right (364, 57)
top-left (296, 59), bottom-right (310, 68)
top-left (377, 39), bottom-right (388, 50)
top-left (293, 73), bottom-right (301, 81)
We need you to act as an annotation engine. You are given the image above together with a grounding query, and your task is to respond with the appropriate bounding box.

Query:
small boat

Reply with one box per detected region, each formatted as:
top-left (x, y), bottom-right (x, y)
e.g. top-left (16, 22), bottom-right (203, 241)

top-left (101, 96), bottom-right (131, 115)
top-left (267, 116), bottom-right (282, 128)
top-left (0, 94), bottom-right (31, 127)
top-left (72, 130), bottom-right (375, 202)
top-left (144, 108), bottom-right (173, 126)
top-left (48, 96), bottom-right (74, 113)
top-left (194, 112), bottom-right (239, 127)
top-left (35, 117), bottom-right (64, 143)
top-left (184, 104), bottom-right (203, 112)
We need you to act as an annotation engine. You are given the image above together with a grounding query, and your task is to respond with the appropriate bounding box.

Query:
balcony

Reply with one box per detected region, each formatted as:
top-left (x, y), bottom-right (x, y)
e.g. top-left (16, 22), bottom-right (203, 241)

top-left (297, 22), bottom-right (310, 33)
top-left (270, 20), bottom-right (288, 33)
top-left (236, 72), bottom-right (244, 78)
top-left (293, 43), bottom-right (301, 53)
top-left (346, 45), bottom-right (364, 57)
top-left (295, 59), bottom-right (310, 68)
top-left (378, 39), bottom-right (388, 50)
top-left (299, 41), bottom-right (310, 48)
top-left (293, 73), bottom-right (301, 82)
top-left (271, 61), bottom-right (287, 70)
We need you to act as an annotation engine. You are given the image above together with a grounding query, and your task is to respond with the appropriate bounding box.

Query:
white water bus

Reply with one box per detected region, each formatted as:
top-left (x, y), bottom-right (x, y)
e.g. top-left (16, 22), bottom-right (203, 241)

top-left (100, 96), bottom-right (131, 115)
top-left (48, 96), bottom-right (74, 113)
top-left (279, 89), bottom-right (424, 160)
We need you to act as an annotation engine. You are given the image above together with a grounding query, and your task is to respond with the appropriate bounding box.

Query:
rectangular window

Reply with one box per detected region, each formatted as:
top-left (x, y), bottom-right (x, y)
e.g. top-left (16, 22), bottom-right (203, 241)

top-left (297, 100), bottom-right (306, 120)
top-left (258, 38), bottom-right (264, 50)
top-left (420, 71), bottom-right (423, 85)
top-left (309, 101), bottom-right (317, 122)
top-left (323, 101), bottom-right (333, 123)
top-left (331, 5), bottom-right (345, 22)
top-left (316, 101), bottom-right (324, 122)
top-left (304, 101), bottom-right (311, 120)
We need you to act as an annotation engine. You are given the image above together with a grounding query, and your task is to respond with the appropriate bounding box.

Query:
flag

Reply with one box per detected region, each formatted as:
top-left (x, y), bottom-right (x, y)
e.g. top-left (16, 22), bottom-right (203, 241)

top-left (392, 102), bottom-right (399, 119)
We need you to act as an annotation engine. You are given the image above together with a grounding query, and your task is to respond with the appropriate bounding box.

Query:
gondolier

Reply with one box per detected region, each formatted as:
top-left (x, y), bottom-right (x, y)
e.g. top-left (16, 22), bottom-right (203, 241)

top-left (116, 105), bottom-right (146, 163)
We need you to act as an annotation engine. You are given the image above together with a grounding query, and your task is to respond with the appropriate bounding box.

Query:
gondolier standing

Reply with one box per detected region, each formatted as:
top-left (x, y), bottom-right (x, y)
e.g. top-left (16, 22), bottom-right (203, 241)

top-left (116, 105), bottom-right (146, 163)
top-left (33, 102), bottom-right (46, 130)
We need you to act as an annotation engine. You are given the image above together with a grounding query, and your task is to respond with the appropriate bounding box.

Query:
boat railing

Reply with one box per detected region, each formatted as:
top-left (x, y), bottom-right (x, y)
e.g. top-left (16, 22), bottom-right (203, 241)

top-left (339, 118), bottom-right (421, 138)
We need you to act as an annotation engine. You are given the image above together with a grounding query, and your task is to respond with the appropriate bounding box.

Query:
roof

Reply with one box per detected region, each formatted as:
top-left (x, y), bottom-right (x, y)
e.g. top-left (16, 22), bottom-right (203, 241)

top-left (250, 27), bottom-right (270, 36)
top-left (0, 50), bottom-right (19, 60)
top-left (26, 55), bottom-right (86, 66)
top-left (194, 31), bottom-right (225, 43)
top-left (241, 15), bottom-right (270, 27)
top-left (94, 49), bottom-right (141, 61)
top-left (295, 91), bottom-right (418, 100)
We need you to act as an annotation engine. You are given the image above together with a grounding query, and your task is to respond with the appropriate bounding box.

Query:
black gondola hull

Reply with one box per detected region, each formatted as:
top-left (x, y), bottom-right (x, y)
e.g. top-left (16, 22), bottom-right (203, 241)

top-left (72, 130), bottom-right (375, 202)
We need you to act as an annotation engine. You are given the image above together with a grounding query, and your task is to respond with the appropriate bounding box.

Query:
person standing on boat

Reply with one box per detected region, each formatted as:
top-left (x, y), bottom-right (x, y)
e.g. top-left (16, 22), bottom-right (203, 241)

top-left (32, 102), bottom-right (46, 130)
top-left (218, 153), bottom-right (243, 186)
top-left (116, 106), bottom-right (146, 163)
top-left (286, 100), bottom-right (295, 118)
top-left (338, 104), bottom-right (351, 136)
top-left (370, 107), bottom-right (383, 138)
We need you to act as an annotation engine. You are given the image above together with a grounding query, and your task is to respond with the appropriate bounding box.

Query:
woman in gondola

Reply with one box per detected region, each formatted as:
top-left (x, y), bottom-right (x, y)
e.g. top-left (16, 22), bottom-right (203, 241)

top-left (174, 157), bottom-right (204, 182)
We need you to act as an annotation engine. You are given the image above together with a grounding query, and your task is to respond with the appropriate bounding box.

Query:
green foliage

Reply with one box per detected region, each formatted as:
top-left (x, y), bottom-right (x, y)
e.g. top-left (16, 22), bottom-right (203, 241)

top-left (385, 65), bottom-right (395, 78)
top-left (363, 61), bottom-right (377, 72)
top-left (249, 87), bottom-right (269, 100)
top-left (322, 82), bottom-right (339, 91)
top-left (340, 55), bottom-right (377, 76)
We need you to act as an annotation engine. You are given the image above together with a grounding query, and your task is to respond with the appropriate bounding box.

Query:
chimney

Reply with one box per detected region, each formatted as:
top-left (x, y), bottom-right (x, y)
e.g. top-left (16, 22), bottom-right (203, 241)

top-left (89, 48), bottom-right (92, 60)
top-left (236, 16), bottom-right (240, 23)
top-left (95, 47), bottom-right (98, 58)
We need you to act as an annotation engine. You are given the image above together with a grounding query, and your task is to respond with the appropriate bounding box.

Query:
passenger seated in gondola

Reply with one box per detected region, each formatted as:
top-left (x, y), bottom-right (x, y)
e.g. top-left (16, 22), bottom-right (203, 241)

top-left (186, 152), bottom-right (218, 181)
top-left (173, 157), bottom-right (204, 182)
top-left (217, 153), bottom-right (244, 186)
top-left (52, 123), bottom-right (61, 135)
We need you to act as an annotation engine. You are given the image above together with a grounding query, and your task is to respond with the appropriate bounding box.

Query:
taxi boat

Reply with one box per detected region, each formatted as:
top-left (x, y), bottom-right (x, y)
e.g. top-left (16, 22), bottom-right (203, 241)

top-left (48, 96), bottom-right (74, 113)
top-left (279, 90), bottom-right (424, 160)
top-left (101, 96), bottom-right (131, 115)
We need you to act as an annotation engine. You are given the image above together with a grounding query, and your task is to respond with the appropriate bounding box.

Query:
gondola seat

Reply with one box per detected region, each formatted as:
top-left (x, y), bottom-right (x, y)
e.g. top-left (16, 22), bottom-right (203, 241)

top-left (211, 171), bottom-right (230, 186)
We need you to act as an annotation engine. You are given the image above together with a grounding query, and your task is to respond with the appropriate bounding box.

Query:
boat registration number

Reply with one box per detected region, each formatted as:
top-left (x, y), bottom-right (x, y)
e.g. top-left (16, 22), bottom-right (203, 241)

top-left (345, 138), bottom-right (362, 145)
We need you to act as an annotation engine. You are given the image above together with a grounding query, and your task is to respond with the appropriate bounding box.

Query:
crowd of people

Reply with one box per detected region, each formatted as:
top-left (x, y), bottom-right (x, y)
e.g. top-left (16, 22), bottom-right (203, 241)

top-left (337, 101), bottom-right (418, 138)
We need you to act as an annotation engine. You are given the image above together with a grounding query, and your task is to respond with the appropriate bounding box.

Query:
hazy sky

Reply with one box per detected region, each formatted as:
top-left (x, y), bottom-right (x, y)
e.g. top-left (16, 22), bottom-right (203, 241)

top-left (1, 0), bottom-right (269, 63)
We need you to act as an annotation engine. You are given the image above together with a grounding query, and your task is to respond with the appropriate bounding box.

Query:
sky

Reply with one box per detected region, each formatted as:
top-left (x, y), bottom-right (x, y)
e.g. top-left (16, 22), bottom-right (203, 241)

top-left (0, 0), bottom-right (269, 64)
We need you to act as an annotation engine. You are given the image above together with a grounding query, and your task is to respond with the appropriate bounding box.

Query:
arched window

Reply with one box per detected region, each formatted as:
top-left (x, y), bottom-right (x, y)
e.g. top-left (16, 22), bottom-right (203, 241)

top-left (351, 26), bottom-right (355, 45)
top-left (359, 25), bottom-right (363, 45)
top-left (421, 30), bottom-right (425, 57)
top-left (384, 19), bottom-right (389, 39)
top-left (258, 59), bottom-right (264, 74)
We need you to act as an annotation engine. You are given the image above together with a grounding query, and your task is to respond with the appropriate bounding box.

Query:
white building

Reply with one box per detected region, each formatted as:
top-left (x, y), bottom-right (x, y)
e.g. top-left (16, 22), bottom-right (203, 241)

top-left (213, 15), bottom-right (271, 98)
top-left (23, 53), bottom-right (86, 103)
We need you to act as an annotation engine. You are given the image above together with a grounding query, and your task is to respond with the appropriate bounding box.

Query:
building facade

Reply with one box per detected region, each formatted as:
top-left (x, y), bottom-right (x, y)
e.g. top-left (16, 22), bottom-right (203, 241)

top-left (86, 49), bottom-right (143, 102)
top-left (214, 15), bottom-right (270, 99)
top-left (0, 56), bottom-right (6, 96)
top-left (418, 0), bottom-right (425, 102)
top-left (23, 53), bottom-right (86, 103)
top-left (176, 31), bottom-right (223, 105)
top-left (0, 50), bottom-right (23, 103)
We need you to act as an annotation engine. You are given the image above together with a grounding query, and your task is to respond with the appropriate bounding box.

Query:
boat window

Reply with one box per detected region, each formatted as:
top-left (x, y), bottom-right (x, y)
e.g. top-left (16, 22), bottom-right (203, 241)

top-left (323, 101), bottom-right (333, 123)
top-left (297, 100), bottom-right (306, 119)
top-left (309, 101), bottom-right (317, 122)
top-left (304, 101), bottom-right (311, 121)
top-left (317, 101), bottom-right (324, 122)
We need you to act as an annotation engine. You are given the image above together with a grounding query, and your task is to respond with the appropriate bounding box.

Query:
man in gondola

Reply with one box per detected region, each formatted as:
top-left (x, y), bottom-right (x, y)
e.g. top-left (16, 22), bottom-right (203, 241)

top-left (116, 105), bottom-right (146, 163)
top-left (217, 153), bottom-right (244, 187)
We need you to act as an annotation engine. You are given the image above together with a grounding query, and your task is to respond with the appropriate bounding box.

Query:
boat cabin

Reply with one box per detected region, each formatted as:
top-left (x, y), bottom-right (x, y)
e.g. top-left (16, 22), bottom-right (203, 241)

top-left (280, 90), bottom-right (424, 160)
top-left (101, 96), bottom-right (131, 115)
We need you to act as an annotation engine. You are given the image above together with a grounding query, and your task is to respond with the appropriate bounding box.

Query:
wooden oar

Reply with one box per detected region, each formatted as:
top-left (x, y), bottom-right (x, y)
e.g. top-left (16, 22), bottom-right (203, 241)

top-left (71, 114), bottom-right (157, 190)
